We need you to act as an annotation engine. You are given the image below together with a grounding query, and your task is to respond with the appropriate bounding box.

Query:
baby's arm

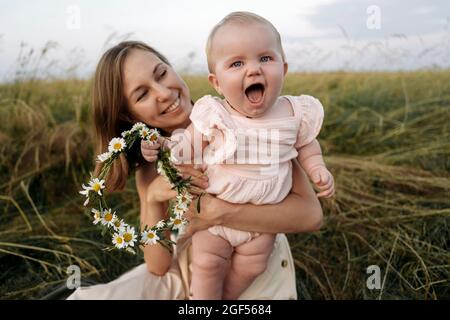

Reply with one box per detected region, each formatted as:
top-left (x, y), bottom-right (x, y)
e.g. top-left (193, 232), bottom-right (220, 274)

top-left (297, 139), bottom-right (335, 198)
top-left (169, 123), bottom-right (209, 165)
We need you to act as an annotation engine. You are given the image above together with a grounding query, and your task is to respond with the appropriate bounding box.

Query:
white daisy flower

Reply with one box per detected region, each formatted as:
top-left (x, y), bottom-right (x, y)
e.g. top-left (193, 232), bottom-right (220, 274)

top-left (92, 208), bottom-right (102, 225)
top-left (108, 137), bottom-right (127, 153)
top-left (90, 178), bottom-right (105, 196)
top-left (141, 230), bottom-right (160, 245)
top-left (97, 151), bottom-right (112, 163)
top-left (121, 130), bottom-right (131, 138)
top-left (156, 220), bottom-right (166, 229)
top-left (139, 127), bottom-right (150, 139)
top-left (85, 178), bottom-right (105, 196)
top-left (131, 122), bottom-right (146, 132)
top-left (79, 178), bottom-right (105, 205)
top-left (176, 192), bottom-right (193, 204)
top-left (173, 203), bottom-right (188, 216)
top-left (101, 209), bottom-right (116, 228)
top-left (79, 184), bottom-right (90, 197)
top-left (112, 217), bottom-right (126, 232)
top-left (146, 129), bottom-right (159, 144)
top-left (156, 161), bottom-right (164, 175)
top-left (176, 192), bottom-right (193, 209)
top-left (125, 247), bottom-right (136, 254)
top-left (112, 233), bottom-right (126, 249)
top-left (122, 226), bottom-right (138, 247)
top-left (169, 215), bottom-right (187, 230)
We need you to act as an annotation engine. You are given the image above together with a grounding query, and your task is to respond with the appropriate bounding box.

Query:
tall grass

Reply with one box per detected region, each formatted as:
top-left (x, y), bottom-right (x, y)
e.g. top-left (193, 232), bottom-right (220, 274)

top-left (0, 70), bottom-right (449, 299)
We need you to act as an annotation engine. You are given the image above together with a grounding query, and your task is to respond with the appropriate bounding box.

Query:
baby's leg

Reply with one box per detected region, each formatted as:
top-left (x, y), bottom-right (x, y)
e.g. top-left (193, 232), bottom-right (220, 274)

top-left (223, 233), bottom-right (276, 300)
top-left (191, 229), bottom-right (233, 300)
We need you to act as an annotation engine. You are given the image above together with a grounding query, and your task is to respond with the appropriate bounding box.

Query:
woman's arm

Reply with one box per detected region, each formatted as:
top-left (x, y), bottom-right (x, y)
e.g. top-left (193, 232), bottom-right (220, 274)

top-left (136, 161), bottom-right (209, 276)
top-left (136, 162), bottom-right (173, 276)
top-left (183, 159), bottom-right (323, 236)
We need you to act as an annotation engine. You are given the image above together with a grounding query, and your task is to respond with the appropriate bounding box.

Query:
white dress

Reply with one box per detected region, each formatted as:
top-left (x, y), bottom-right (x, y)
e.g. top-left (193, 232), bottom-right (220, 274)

top-left (67, 234), bottom-right (297, 300)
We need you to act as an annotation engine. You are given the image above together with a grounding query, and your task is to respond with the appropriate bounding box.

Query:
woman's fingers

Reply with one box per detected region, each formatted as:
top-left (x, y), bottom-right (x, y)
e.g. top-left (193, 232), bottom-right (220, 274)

top-left (189, 186), bottom-right (206, 196)
top-left (141, 140), bottom-right (160, 150)
top-left (175, 165), bottom-right (209, 188)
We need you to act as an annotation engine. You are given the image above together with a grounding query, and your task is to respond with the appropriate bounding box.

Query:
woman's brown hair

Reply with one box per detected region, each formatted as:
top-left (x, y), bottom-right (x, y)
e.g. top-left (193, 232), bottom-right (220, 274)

top-left (92, 41), bottom-right (170, 192)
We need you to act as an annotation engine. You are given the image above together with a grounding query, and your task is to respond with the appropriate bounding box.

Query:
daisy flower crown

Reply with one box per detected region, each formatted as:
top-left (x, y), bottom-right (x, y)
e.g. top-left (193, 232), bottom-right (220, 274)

top-left (79, 122), bottom-right (195, 254)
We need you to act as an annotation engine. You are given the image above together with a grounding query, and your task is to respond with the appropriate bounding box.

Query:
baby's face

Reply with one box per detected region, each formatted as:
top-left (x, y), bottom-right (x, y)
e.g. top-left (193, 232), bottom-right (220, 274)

top-left (208, 22), bottom-right (287, 118)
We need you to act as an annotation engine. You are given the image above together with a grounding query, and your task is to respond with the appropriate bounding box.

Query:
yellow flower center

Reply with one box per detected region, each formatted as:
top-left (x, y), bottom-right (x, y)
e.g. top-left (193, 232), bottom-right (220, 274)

top-left (114, 143), bottom-right (122, 150)
top-left (93, 183), bottom-right (101, 192)
top-left (104, 213), bottom-right (113, 221)
top-left (124, 233), bottom-right (132, 242)
top-left (174, 219), bottom-right (182, 225)
top-left (150, 134), bottom-right (157, 141)
top-left (114, 220), bottom-right (121, 228)
top-left (116, 237), bottom-right (123, 244)
top-left (142, 130), bottom-right (148, 137)
top-left (147, 233), bottom-right (155, 239)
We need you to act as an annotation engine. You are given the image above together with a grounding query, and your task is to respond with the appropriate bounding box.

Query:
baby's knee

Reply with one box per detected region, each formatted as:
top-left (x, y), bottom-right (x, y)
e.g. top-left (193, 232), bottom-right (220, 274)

top-left (192, 252), bottom-right (229, 274)
top-left (247, 259), bottom-right (269, 278)
top-left (233, 253), bottom-right (270, 279)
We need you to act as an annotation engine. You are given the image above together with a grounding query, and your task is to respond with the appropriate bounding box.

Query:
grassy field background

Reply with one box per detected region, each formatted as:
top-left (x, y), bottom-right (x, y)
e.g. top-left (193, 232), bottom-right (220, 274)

top-left (0, 70), bottom-right (449, 299)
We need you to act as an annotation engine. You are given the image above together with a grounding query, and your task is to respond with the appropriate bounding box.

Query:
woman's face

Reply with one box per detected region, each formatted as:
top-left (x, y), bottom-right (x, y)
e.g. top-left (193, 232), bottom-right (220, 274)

top-left (122, 49), bottom-right (192, 133)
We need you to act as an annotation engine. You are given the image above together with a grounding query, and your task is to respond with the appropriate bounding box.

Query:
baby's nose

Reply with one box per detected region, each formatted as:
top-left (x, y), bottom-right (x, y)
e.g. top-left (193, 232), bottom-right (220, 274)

top-left (246, 61), bottom-right (262, 76)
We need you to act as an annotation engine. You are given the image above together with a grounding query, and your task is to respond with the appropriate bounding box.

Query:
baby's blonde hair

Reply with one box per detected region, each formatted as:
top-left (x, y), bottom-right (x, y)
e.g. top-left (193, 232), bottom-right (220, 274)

top-left (206, 11), bottom-right (286, 73)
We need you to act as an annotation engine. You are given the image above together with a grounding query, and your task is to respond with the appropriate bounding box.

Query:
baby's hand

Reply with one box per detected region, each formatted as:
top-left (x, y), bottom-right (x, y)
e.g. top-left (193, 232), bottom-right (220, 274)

top-left (310, 166), bottom-right (335, 198)
top-left (140, 139), bottom-right (161, 163)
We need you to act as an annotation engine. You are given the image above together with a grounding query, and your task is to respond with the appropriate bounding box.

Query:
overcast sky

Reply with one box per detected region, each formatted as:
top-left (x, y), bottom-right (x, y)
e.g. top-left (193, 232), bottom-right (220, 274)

top-left (0, 0), bottom-right (449, 80)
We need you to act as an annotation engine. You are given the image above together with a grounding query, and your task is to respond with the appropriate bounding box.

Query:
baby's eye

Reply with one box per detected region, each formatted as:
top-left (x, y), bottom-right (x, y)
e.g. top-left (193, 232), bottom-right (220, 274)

top-left (260, 56), bottom-right (272, 62)
top-left (230, 61), bottom-right (243, 68)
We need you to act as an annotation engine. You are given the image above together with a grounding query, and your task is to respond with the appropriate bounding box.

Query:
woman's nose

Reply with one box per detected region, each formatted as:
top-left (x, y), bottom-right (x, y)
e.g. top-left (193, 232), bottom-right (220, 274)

top-left (153, 83), bottom-right (172, 102)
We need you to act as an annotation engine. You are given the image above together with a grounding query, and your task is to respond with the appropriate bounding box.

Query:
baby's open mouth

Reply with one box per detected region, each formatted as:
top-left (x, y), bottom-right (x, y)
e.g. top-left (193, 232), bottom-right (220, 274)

top-left (245, 83), bottom-right (265, 104)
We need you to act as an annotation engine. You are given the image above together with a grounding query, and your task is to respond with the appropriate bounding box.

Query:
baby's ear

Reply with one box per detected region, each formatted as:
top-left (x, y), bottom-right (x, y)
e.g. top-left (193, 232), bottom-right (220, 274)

top-left (283, 62), bottom-right (288, 76)
top-left (208, 73), bottom-right (222, 95)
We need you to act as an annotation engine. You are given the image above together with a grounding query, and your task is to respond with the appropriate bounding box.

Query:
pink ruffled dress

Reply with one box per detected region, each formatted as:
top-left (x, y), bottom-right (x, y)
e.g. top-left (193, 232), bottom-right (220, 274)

top-left (189, 94), bottom-right (324, 246)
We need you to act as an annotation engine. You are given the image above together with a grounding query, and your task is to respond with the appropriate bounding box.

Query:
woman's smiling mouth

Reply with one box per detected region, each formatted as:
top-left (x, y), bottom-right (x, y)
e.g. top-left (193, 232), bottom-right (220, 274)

top-left (163, 95), bottom-right (181, 114)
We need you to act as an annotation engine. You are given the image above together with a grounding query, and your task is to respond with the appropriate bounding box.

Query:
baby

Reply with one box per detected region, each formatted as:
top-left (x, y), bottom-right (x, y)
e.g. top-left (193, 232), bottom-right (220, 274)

top-left (143, 12), bottom-right (335, 300)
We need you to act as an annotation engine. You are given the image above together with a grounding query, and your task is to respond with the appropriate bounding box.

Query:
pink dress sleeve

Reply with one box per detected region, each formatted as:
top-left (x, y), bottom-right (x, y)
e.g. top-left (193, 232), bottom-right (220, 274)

top-left (292, 95), bottom-right (325, 149)
top-left (189, 95), bottom-right (237, 163)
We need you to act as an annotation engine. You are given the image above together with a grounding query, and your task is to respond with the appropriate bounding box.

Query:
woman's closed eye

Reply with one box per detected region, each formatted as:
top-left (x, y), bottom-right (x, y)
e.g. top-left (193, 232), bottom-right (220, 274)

top-left (158, 69), bottom-right (167, 80)
top-left (137, 89), bottom-right (148, 102)
top-left (136, 69), bottom-right (167, 102)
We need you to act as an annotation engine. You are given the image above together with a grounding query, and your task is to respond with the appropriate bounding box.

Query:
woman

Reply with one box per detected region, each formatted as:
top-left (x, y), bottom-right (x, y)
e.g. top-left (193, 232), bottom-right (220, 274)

top-left (67, 41), bottom-right (323, 300)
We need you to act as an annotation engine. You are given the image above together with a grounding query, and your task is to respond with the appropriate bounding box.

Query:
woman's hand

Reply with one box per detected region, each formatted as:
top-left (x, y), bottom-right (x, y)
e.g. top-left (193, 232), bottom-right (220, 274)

top-left (146, 164), bottom-right (209, 203)
top-left (175, 164), bottom-right (209, 189)
top-left (180, 193), bottom-right (226, 239)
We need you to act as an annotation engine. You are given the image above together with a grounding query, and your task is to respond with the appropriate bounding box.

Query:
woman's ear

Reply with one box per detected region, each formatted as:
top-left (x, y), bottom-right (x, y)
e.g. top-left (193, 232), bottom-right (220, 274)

top-left (208, 73), bottom-right (222, 95)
